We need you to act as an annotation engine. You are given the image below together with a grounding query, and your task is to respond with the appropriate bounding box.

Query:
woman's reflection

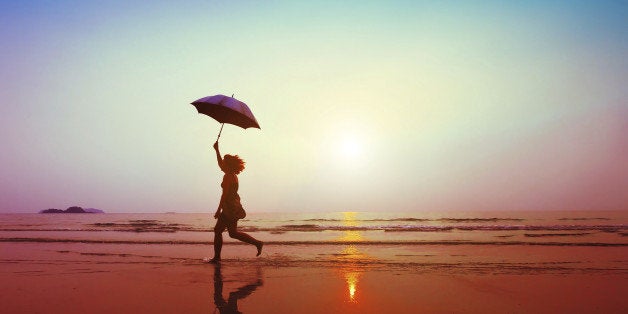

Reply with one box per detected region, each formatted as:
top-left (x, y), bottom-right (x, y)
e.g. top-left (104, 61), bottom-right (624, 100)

top-left (212, 264), bottom-right (263, 314)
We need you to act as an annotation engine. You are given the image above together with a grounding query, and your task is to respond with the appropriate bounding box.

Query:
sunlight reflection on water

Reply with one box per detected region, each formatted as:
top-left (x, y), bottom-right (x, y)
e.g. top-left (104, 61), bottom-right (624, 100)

top-left (338, 212), bottom-right (367, 303)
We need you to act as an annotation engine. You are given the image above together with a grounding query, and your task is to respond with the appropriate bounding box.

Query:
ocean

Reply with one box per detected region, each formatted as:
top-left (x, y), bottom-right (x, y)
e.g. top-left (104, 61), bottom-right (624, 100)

top-left (3, 210), bottom-right (626, 277)
top-left (3, 211), bottom-right (626, 313)
top-left (1, 210), bottom-right (625, 246)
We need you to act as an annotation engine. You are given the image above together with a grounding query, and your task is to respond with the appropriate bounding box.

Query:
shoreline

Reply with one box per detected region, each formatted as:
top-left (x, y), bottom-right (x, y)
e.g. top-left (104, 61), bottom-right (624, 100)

top-left (1, 211), bottom-right (626, 313)
top-left (2, 237), bottom-right (627, 247)
top-left (2, 241), bottom-right (627, 313)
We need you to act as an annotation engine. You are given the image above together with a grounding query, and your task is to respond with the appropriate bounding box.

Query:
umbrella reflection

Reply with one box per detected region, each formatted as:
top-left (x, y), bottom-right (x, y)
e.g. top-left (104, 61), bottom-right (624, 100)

top-left (212, 264), bottom-right (263, 314)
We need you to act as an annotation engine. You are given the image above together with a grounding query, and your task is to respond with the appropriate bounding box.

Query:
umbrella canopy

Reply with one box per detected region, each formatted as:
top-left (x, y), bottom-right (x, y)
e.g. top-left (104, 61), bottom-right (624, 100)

top-left (191, 94), bottom-right (260, 130)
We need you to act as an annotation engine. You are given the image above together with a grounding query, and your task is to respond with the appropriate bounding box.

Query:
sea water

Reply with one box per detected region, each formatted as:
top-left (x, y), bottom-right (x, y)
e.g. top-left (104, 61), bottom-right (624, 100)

top-left (1, 211), bottom-right (625, 246)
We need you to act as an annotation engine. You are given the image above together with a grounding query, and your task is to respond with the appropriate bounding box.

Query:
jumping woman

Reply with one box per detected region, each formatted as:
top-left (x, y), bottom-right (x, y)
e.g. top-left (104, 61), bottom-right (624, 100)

top-left (209, 141), bottom-right (263, 263)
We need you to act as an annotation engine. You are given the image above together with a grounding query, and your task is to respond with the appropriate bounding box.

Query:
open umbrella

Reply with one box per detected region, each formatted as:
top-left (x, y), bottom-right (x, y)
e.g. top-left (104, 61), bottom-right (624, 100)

top-left (190, 94), bottom-right (260, 141)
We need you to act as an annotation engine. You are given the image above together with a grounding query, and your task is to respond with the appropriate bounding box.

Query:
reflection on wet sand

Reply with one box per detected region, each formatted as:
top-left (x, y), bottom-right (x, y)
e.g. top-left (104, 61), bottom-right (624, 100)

top-left (212, 264), bottom-right (263, 314)
top-left (346, 270), bottom-right (359, 302)
top-left (338, 212), bottom-right (370, 303)
top-left (339, 245), bottom-right (370, 303)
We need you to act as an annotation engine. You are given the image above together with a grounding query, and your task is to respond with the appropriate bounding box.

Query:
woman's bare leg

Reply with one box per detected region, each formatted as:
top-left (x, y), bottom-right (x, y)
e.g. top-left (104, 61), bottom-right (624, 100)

top-left (212, 231), bottom-right (223, 261)
top-left (211, 218), bottom-right (227, 262)
top-left (227, 223), bottom-right (263, 256)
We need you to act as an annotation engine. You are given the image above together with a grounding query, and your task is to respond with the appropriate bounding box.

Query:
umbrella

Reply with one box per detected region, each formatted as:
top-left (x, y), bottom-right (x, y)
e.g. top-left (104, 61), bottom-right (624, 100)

top-left (190, 94), bottom-right (260, 141)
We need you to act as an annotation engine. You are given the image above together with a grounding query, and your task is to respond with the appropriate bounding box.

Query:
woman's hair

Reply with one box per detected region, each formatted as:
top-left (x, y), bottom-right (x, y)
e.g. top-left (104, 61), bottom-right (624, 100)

top-left (223, 154), bottom-right (245, 174)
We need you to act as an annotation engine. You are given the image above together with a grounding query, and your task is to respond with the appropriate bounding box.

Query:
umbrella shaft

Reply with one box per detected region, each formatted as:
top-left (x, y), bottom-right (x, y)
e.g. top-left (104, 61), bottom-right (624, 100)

top-left (217, 123), bottom-right (225, 141)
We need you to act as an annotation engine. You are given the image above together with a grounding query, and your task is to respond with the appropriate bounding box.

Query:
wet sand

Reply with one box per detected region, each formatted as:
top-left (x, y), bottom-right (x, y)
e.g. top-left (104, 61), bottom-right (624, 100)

top-left (1, 242), bottom-right (626, 313)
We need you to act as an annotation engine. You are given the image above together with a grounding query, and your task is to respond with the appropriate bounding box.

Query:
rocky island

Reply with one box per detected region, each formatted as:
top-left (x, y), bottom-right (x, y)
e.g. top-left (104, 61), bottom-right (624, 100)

top-left (40, 206), bottom-right (104, 214)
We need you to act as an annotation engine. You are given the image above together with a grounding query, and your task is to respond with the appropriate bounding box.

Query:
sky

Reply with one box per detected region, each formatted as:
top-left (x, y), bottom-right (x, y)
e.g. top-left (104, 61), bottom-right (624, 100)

top-left (1, 1), bottom-right (627, 213)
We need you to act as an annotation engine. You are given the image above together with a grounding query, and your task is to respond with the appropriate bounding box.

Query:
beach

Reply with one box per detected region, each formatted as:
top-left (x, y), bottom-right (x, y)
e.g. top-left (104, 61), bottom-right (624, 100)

top-left (3, 1), bottom-right (627, 313)
top-left (1, 211), bottom-right (627, 313)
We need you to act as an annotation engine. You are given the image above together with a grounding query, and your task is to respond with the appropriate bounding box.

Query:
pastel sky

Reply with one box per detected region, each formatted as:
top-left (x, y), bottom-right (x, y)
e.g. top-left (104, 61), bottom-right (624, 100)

top-left (1, 1), bottom-right (627, 213)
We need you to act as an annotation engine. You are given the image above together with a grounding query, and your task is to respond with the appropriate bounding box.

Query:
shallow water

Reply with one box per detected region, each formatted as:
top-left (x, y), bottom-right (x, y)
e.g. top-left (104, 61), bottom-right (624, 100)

top-left (1, 211), bottom-right (627, 313)
top-left (1, 211), bottom-right (626, 246)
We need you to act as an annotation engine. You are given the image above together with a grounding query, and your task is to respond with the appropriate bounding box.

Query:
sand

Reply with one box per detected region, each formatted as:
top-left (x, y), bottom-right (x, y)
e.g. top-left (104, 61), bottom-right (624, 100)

top-left (1, 242), bottom-right (626, 313)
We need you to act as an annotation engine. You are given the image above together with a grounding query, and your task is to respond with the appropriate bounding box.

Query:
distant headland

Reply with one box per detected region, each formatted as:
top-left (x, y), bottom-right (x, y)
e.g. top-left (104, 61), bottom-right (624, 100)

top-left (40, 206), bottom-right (105, 214)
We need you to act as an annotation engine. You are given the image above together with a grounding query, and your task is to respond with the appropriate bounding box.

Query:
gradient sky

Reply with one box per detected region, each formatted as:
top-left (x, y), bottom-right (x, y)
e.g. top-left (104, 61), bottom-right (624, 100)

top-left (1, 1), bottom-right (627, 213)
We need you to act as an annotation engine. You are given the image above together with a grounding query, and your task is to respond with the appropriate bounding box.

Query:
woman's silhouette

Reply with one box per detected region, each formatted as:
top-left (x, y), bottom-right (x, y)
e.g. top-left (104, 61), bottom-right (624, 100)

top-left (209, 141), bottom-right (263, 263)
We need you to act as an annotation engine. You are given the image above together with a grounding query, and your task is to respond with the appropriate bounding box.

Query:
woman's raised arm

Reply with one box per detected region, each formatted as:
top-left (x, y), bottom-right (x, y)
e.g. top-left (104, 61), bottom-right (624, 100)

top-left (213, 141), bottom-right (225, 172)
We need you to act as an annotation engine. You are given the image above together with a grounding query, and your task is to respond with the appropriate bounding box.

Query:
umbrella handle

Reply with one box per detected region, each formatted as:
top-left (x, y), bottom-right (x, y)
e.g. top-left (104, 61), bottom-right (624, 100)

top-left (216, 123), bottom-right (225, 142)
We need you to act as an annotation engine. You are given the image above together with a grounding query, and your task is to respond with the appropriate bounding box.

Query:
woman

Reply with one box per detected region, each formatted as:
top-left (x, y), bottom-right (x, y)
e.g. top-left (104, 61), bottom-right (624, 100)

top-left (209, 141), bottom-right (263, 263)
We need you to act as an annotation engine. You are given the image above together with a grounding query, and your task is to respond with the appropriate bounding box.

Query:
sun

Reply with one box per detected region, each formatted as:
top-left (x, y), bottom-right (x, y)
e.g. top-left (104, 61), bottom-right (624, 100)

top-left (336, 135), bottom-right (366, 166)
top-left (341, 137), bottom-right (362, 158)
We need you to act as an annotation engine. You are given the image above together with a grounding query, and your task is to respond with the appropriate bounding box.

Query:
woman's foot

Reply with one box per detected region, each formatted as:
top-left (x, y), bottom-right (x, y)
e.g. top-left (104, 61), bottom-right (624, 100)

top-left (256, 242), bottom-right (263, 257)
top-left (207, 257), bottom-right (221, 264)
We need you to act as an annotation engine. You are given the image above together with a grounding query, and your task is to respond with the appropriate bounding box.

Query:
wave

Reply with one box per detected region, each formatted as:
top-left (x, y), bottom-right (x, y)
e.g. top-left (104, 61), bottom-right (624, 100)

top-left (524, 233), bottom-right (591, 237)
top-left (1, 224), bottom-right (625, 233)
top-left (6, 252), bottom-right (623, 276)
top-left (91, 220), bottom-right (184, 232)
top-left (558, 217), bottom-right (611, 221)
top-left (303, 218), bottom-right (431, 222)
top-left (252, 224), bottom-right (626, 233)
top-left (5, 255), bottom-right (623, 276)
top-left (280, 224), bottom-right (319, 229)
top-left (1, 237), bottom-right (626, 247)
top-left (437, 218), bottom-right (525, 222)
top-left (301, 217), bottom-right (525, 222)
top-left (383, 225), bottom-right (624, 232)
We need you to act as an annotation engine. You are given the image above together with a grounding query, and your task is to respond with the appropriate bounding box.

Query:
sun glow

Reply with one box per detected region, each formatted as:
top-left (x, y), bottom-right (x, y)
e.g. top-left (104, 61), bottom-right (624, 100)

top-left (336, 135), bottom-right (366, 166)
top-left (341, 137), bottom-right (362, 158)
